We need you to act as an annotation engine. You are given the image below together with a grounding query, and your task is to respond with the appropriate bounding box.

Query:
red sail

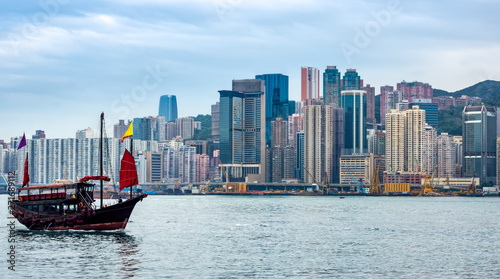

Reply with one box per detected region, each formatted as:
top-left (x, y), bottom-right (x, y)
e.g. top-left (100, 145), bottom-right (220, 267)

top-left (119, 149), bottom-right (138, 191)
top-left (22, 153), bottom-right (30, 187)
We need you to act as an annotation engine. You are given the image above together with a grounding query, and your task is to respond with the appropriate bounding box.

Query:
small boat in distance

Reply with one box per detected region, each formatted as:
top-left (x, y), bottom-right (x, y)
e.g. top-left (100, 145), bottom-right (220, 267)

top-left (9, 113), bottom-right (147, 230)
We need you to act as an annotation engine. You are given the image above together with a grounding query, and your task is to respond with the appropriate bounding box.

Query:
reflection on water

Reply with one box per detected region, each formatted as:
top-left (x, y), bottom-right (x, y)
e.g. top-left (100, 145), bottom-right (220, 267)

top-left (14, 230), bottom-right (141, 279)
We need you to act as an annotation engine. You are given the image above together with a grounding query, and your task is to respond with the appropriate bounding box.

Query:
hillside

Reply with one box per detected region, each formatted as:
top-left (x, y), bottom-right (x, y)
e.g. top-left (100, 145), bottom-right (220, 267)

top-left (433, 80), bottom-right (500, 107)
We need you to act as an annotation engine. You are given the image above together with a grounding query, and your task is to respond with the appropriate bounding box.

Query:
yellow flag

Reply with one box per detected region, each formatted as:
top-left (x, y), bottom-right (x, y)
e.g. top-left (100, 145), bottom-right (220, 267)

top-left (121, 121), bottom-right (133, 142)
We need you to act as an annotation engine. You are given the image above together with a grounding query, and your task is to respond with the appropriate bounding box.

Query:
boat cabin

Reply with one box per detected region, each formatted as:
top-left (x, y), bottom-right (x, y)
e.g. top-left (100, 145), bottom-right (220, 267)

top-left (17, 183), bottom-right (95, 215)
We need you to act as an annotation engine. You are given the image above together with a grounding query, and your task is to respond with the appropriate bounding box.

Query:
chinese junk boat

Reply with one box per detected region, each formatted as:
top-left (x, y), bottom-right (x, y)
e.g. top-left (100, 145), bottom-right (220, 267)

top-left (9, 113), bottom-right (146, 231)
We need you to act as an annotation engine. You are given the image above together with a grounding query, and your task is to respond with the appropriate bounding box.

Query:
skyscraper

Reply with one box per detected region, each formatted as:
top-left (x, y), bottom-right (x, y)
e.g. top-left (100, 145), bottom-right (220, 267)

top-left (385, 109), bottom-right (406, 173)
top-left (380, 85), bottom-right (394, 125)
top-left (397, 81), bottom-right (433, 103)
top-left (211, 102), bottom-right (220, 142)
top-left (437, 133), bottom-right (456, 178)
top-left (323, 66), bottom-right (341, 106)
top-left (341, 90), bottom-right (367, 154)
top-left (404, 106), bottom-right (426, 173)
top-left (114, 120), bottom-right (127, 139)
top-left (301, 67), bottom-right (320, 101)
top-left (303, 105), bottom-right (334, 184)
top-left (219, 79), bottom-right (266, 181)
top-left (158, 95), bottom-right (178, 122)
top-left (255, 73), bottom-right (289, 146)
top-left (271, 117), bottom-right (288, 147)
top-left (362, 84), bottom-right (375, 124)
top-left (133, 117), bottom-right (153, 140)
top-left (295, 130), bottom-right (304, 180)
top-left (288, 113), bottom-right (303, 149)
top-left (411, 99), bottom-right (439, 130)
top-left (156, 115), bottom-right (166, 142)
top-left (342, 69), bottom-right (362, 90)
top-left (175, 117), bottom-right (194, 140)
top-left (462, 105), bottom-right (497, 184)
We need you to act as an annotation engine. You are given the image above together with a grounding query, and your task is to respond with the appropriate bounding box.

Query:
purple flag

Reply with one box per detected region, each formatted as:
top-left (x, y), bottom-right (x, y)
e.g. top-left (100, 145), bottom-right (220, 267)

top-left (17, 133), bottom-right (26, 150)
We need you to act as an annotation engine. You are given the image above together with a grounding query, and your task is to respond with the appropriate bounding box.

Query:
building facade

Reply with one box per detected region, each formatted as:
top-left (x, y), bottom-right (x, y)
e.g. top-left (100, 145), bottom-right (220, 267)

top-left (341, 90), bottom-right (367, 154)
top-left (303, 105), bottom-right (333, 184)
top-left (301, 67), bottom-right (320, 101)
top-left (462, 105), bottom-right (497, 185)
top-left (323, 66), bottom-right (341, 106)
top-left (158, 95), bottom-right (178, 122)
top-left (219, 79), bottom-right (266, 181)
top-left (255, 73), bottom-right (289, 146)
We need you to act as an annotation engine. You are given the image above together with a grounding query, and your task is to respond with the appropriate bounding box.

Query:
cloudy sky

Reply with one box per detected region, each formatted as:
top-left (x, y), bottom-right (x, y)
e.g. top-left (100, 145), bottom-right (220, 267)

top-left (1, 0), bottom-right (499, 140)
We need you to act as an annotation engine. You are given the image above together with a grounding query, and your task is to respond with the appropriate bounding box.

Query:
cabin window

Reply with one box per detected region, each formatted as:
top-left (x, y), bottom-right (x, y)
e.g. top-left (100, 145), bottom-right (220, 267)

top-left (57, 187), bottom-right (65, 198)
top-left (32, 205), bottom-right (39, 212)
top-left (27, 205), bottom-right (33, 211)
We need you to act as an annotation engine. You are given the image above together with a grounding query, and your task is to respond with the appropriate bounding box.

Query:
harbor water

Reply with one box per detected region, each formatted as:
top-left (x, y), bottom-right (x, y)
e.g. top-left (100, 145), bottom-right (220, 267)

top-left (2, 195), bottom-right (500, 278)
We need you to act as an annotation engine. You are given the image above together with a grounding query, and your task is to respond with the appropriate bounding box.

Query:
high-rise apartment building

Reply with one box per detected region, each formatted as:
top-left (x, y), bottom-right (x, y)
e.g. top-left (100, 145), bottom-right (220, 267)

top-left (271, 117), bottom-right (288, 147)
top-left (156, 115), bottom-right (166, 142)
top-left (158, 95), bottom-right (178, 122)
top-left (114, 120), bottom-right (127, 139)
top-left (497, 138), bottom-right (500, 185)
top-left (422, 124), bottom-right (437, 175)
top-left (397, 81), bottom-right (433, 103)
top-left (211, 102), bottom-right (220, 142)
top-left (288, 113), bottom-right (303, 149)
top-left (255, 73), bottom-right (289, 146)
top-left (295, 131), bottom-right (304, 180)
top-left (385, 109), bottom-right (406, 173)
top-left (133, 117), bottom-right (153, 141)
top-left (411, 99), bottom-right (439, 130)
top-left (331, 105), bottom-right (345, 183)
top-left (301, 67), bottom-right (320, 101)
top-left (342, 69), bottom-right (362, 90)
top-left (165, 122), bottom-right (177, 141)
top-left (32, 130), bottom-right (46, 139)
top-left (380, 85), bottom-right (394, 125)
top-left (341, 90), bottom-right (367, 154)
top-left (323, 66), bottom-right (341, 106)
top-left (303, 105), bottom-right (334, 184)
top-left (437, 133), bottom-right (456, 178)
top-left (404, 106), bottom-right (426, 172)
top-left (219, 79), bottom-right (266, 181)
top-left (362, 84), bottom-right (375, 124)
top-left (175, 117), bottom-right (194, 140)
top-left (462, 105), bottom-right (497, 184)
top-left (76, 128), bottom-right (94, 139)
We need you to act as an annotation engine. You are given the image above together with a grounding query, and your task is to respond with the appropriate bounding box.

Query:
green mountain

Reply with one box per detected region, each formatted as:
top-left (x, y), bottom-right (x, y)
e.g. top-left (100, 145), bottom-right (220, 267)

top-left (433, 80), bottom-right (500, 106)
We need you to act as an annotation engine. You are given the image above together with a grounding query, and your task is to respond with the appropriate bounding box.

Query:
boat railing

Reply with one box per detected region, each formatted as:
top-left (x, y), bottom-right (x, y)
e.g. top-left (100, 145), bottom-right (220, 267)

top-left (78, 191), bottom-right (96, 210)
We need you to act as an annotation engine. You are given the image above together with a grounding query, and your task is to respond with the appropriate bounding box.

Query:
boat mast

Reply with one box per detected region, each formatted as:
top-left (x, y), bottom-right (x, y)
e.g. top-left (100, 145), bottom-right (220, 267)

top-left (130, 138), bottom-right (133, 199)
top-left (100, 112), bottom-right (104, 209)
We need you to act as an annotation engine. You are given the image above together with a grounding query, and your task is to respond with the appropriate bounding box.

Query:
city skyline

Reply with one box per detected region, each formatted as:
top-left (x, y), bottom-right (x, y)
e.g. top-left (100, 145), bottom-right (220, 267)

top-left (2, 0), bottom-right (500, 140)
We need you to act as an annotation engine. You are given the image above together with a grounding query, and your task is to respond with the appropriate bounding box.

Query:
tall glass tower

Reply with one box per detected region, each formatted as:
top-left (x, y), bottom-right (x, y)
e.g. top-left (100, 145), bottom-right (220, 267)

top-left (341, 90), bottom-right (367, 154)
top-left (323, 66), bottom-right (341, 106)
top-left (342, 69), bottom-right (361, 90)
top-left (462, 105), bottom-right (497, 185)
top-left (158, 95), bottom-right (178, 122)
top-left (255, 74), bottom-right (289, 146)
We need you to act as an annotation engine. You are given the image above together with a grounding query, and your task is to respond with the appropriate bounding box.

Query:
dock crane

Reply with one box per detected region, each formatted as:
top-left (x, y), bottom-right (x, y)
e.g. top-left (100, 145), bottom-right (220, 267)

top-left (218, 158), bottom-right (229, 192)
top-left (303, 165), bottom-right (327, 195)
top-left (388, 164), bottom-right (398, 183)
top-left (369, 162), bottom-right (382, 194)
top-left (348, 168), bottom-right (360, 193)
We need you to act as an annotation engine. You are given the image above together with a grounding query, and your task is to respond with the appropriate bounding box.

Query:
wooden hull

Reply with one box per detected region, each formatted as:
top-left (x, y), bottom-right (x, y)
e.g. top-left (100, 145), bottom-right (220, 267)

top-left (10, 194), bottom-right (147, 231)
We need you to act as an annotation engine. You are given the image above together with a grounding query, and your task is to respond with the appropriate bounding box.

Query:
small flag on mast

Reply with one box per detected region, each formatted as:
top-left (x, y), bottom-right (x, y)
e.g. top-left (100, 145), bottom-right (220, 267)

top-left (17, 133), bottom-right (26, 150)
top-left (121, 121), bottom-right (133, 143)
